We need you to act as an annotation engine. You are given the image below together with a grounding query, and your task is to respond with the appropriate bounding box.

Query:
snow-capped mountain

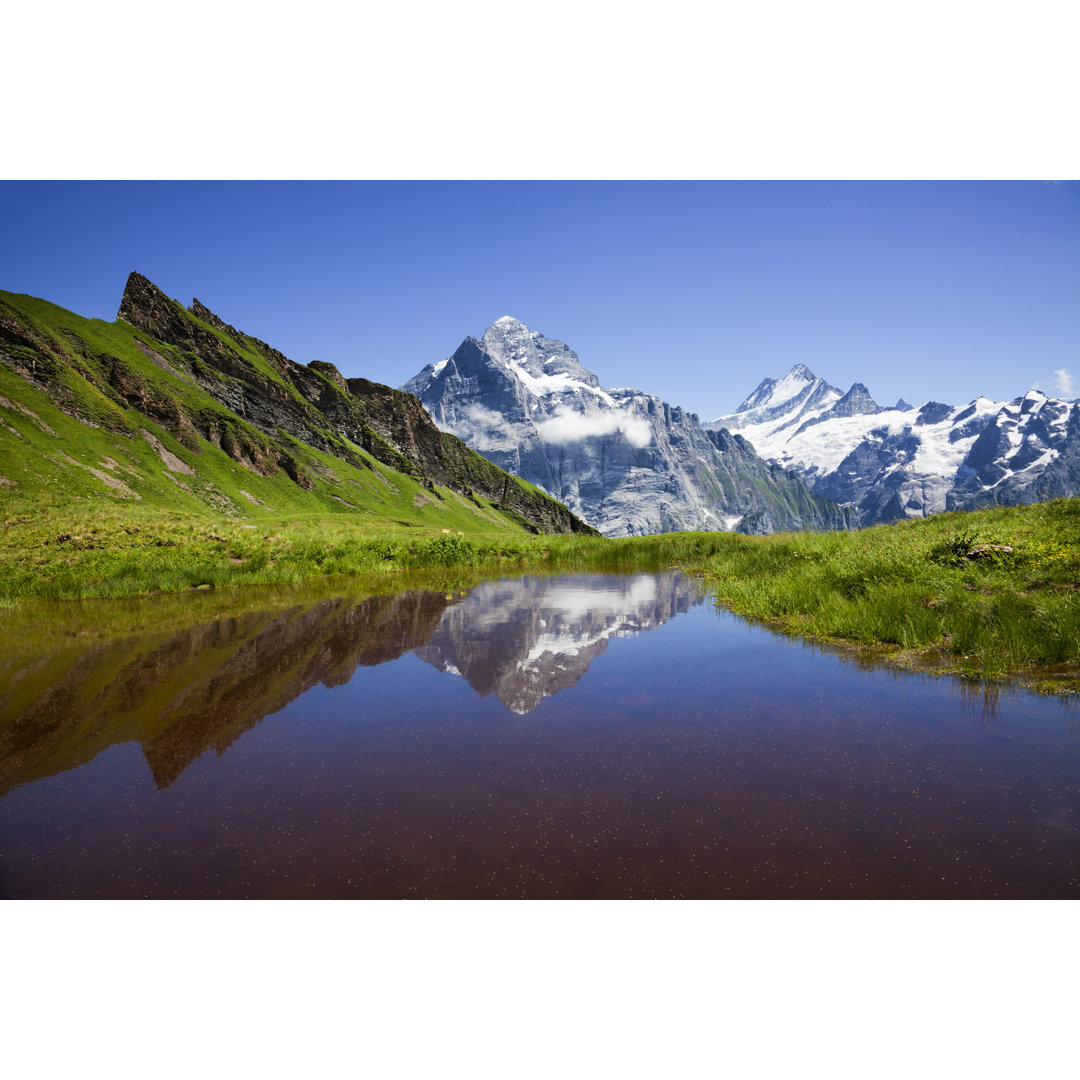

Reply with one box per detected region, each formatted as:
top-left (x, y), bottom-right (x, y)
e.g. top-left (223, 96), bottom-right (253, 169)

top-left (403, 318), bottom-right (851, 537)
top-left (705, 366), bottom-right (1080, 523)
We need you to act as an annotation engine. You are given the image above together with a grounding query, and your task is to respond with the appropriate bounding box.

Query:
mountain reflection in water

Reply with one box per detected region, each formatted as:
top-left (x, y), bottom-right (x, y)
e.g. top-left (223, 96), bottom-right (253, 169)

top-left (416, 574), bottom-right (701, 713)
top-left (0, 573), bottom-right (701, 794)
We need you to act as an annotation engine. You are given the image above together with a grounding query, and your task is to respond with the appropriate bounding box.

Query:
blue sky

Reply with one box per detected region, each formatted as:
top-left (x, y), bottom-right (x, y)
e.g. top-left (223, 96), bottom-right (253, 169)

top-left (2, 180), bottom-right (1077, 418)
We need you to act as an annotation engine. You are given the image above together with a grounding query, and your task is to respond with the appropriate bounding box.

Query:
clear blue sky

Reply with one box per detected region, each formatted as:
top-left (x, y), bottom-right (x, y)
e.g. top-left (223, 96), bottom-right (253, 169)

top-left (2, 181), bottom-right (1077, 418)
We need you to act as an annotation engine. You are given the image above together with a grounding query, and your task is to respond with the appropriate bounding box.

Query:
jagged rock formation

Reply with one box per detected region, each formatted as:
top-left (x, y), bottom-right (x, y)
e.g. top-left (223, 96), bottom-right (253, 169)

top-left (404, 318), bottom-right (851, 536)
top-left (705, 365), bottom-right (1080, 524)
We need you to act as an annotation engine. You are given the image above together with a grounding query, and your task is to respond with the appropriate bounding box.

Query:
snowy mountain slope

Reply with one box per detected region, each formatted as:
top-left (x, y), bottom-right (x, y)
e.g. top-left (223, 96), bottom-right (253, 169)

top-left (705, 366), bottom-right (1080, 523)
top-left (727, 363), bottom-right (844, 431)
top-left (404, 319), bottom-right (851, 537)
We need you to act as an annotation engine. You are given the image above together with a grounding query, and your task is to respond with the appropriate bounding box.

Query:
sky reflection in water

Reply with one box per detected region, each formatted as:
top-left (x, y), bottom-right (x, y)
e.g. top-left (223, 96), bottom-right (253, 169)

top-left (1, 571), bottom-right (1078, 899)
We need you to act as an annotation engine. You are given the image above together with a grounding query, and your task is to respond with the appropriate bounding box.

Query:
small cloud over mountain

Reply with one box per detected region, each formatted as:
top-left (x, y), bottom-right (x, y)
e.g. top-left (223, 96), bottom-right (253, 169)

top-left (535, 407), bottom-right (652, 448)
top-left (1033, 368), bottom-right (1076, 398)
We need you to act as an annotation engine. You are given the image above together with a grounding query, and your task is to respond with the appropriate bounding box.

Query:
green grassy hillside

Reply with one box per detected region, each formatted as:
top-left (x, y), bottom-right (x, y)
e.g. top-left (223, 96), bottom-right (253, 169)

top-left (0, 336), bottom-right (497, 529)
top-left (0, 278), bottom-right (600, 598)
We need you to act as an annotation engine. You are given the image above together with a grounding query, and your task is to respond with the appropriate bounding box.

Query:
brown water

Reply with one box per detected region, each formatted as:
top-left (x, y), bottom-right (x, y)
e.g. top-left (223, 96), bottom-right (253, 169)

top-left (1, 571), bottom-right (1078, 899)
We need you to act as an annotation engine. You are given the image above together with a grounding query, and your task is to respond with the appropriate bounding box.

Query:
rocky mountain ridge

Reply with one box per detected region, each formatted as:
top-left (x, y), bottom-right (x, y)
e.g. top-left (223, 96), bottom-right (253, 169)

top-left (0, 275), bottom-right (595, 535)
top-left (404, 317), bottom-right (852, 536)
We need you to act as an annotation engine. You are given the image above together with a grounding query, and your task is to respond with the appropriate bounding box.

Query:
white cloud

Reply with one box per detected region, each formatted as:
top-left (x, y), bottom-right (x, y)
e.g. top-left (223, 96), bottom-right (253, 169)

top-left (534, 407), bottom-right (652, 448)
top-left (438, 402), bottom-right (654, 449)
top-left (1053, 368), bottom-right (1075, 397)
top-left (438, 403), bottom-right (519, 452)
top-left (461, 403), bottom-right (508, 430)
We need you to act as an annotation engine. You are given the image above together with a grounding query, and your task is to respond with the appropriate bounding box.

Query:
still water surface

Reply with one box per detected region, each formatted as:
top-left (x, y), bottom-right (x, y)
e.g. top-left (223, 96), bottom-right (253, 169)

top-left (2, 571), bottom-right (1078, 899)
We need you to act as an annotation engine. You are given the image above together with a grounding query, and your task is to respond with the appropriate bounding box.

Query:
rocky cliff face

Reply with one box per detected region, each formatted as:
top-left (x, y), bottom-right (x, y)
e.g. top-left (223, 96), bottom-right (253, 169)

top-left (705, 365), bottom-right (1080, 524)
top-left (404, 317), bottom-right (851, 537)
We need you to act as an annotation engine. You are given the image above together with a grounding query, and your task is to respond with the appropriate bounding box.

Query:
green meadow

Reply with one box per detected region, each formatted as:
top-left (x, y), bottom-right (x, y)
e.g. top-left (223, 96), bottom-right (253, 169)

top-left (697, 497), bottom-right (1080, 692)
top-left (0, 497), bottom-right (725, 603)
top-left (2, 494), bottom-right (1078, 693)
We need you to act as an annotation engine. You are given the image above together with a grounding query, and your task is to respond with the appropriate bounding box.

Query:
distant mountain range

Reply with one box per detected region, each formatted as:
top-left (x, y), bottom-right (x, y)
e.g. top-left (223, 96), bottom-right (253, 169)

top-left (404, 317), bottom-right (851, 536)
top-left (704, 364), bottom-right (1080, 524)
top-left (405, 320), bottom-right (1080, 533)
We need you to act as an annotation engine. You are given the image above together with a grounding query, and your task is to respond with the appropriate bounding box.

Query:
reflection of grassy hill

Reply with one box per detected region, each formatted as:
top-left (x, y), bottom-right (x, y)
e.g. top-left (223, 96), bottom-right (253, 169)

top-left (0, 274), bottom-right (595, 600)
top-left (0, 579), bottom-right (459, 794)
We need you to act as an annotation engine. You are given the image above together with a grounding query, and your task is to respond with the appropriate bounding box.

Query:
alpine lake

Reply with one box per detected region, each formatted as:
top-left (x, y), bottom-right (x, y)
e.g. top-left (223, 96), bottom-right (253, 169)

top-left (2, 569), bottom-right (1078, 900)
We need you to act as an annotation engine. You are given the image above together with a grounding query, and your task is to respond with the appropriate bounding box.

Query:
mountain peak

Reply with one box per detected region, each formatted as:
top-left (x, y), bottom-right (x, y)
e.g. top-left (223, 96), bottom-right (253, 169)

top-left (484, 315), bottom-right (532, 339)
top-left (402, 321), bottom-right (852, 537)
top-left (473, 317), bottom-right (603, 390)
top-left (117, 270), bottom-right (170, 326)
top-left (117, 270), bottom-right (207, 350)
top-left (735, 364), bottom-right (831, 415)
top-left (481, 315), bottom-right (535, 356)
top-left (823, 382), bottom-right (880, 419)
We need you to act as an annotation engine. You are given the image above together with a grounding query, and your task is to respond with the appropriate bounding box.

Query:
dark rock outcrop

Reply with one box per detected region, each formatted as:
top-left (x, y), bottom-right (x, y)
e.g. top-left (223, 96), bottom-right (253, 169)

top-left (915, 401), bottom-right (954, 426)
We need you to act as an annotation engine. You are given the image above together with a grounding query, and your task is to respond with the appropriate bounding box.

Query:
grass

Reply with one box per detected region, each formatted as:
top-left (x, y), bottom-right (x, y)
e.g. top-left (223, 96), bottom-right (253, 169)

top-left (1, 495), bottom-right (1078, 694)
top-left (696, 498), bottom-right (1080, 693)
top-left (0, 499), bottom-right (733, 604)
